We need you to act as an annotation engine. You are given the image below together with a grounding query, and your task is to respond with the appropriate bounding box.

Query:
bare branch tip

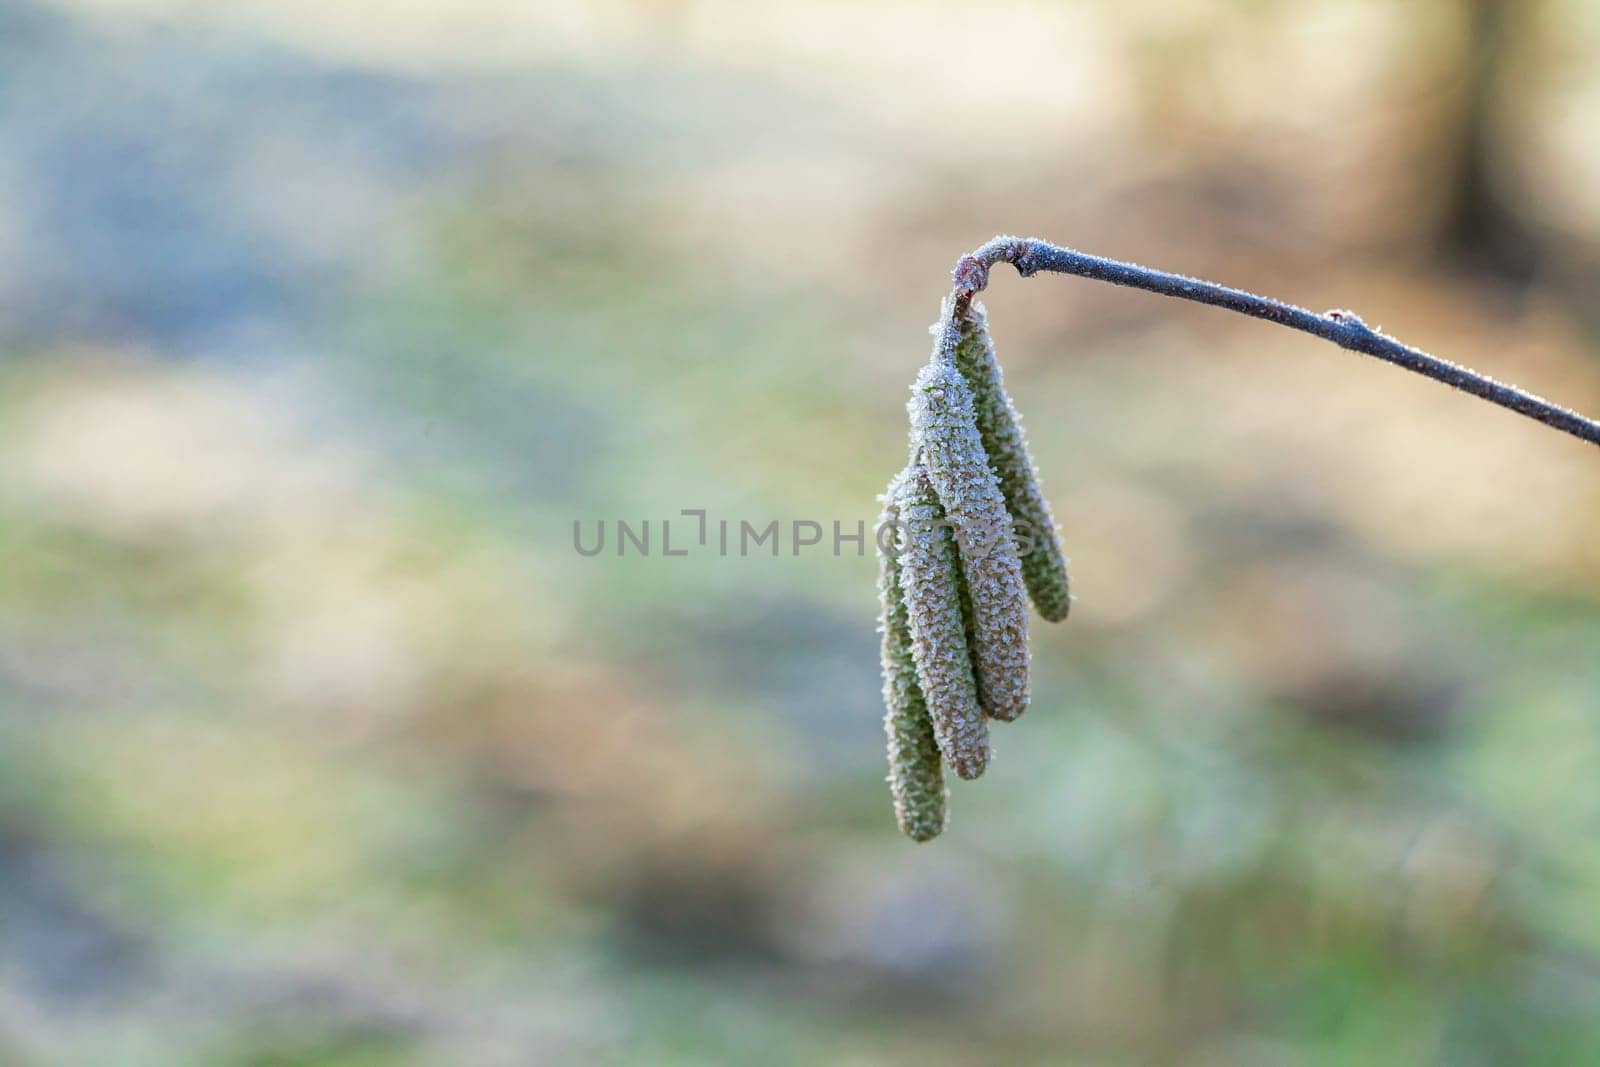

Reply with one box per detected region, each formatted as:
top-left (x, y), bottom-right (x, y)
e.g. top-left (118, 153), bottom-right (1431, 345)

top-left (949, 235), bottom-right (1600, 446)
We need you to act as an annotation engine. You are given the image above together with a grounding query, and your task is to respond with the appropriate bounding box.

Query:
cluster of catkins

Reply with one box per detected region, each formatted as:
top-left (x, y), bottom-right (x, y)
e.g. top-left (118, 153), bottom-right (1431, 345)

top-left (876, 297), bottom-right (1072, 842)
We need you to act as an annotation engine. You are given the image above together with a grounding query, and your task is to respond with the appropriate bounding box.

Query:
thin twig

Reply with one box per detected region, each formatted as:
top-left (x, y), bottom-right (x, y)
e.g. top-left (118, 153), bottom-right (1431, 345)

top-left (948, 236), bottom-right (1600, 448)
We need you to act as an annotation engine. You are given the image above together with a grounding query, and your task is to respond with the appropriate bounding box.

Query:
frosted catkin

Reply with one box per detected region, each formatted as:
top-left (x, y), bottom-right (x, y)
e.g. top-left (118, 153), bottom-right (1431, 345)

top-left (909, 336), bottom-right (1031, 722)
top-left (895, 462), bottom-right (990, 779)
top-left (876, 467), bottom-right (948, 841)
top-left (952, 302), bottom-right (1072, 622)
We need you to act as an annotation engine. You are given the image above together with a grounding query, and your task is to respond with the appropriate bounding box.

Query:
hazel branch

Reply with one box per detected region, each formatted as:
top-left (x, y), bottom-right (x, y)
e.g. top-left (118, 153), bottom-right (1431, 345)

top-left (950, 236), bottom-right (1600, 448)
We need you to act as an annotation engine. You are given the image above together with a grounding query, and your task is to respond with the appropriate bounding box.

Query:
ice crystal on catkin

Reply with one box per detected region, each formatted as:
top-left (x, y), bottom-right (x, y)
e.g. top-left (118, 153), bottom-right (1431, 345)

top-left (909, 345), bottom-right (1031, 722)
top-left (894, 463), bottom-right (990, 779)
top-left (876, 468), bottom-right (947, 841)
top-left (952, 301), bottom-right (1072, 622)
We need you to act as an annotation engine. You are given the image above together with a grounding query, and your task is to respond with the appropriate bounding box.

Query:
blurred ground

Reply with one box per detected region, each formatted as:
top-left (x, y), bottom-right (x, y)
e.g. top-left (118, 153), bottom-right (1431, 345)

top-left (2, 0), bottom-right (1600, 1063)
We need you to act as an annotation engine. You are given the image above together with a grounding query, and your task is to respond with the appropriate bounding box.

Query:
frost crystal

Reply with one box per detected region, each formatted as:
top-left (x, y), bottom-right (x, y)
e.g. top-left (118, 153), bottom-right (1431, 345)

top-left (953, 301), bottom-right (1072, 622)
top-left (894, 462), bottom-right (990, 778)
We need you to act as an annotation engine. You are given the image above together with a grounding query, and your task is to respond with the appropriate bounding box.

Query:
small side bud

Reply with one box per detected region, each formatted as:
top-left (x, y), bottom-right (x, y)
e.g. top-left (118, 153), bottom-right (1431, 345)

top-left (952, 254), bottom-right (989, 294)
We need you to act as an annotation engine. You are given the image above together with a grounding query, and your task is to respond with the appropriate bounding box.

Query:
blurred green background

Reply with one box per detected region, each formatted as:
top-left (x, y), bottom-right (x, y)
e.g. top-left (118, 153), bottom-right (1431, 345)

top-left (3, 0), bottom-right (1600, 1063)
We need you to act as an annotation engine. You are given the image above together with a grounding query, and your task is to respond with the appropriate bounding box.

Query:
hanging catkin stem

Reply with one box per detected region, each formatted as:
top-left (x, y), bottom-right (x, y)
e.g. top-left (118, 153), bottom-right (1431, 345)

top-left (951, 301), bottom-right (1072, 622)
top-left (877, 468), bottom-right (948, 840)
top-left (895, 461), bottom-right (990, 779)
top-left (909, 321), bottom-right (1031, 722)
